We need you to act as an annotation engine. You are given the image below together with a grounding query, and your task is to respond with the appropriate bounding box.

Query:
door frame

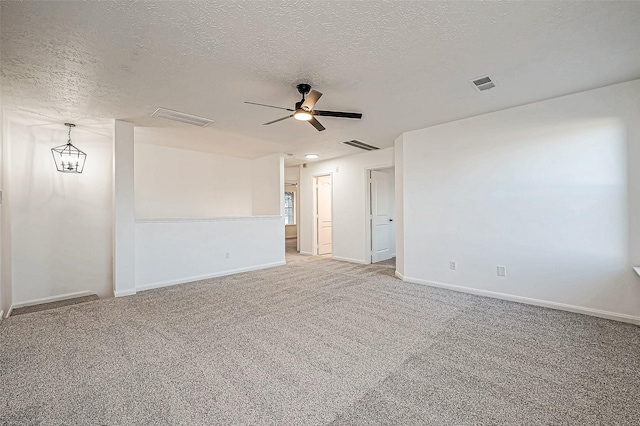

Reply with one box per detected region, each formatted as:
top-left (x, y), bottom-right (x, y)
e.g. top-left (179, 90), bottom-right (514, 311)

top-left (312, 172), bottom-right (333, 256)
top-left (364, 166), bottom-right (395, 264)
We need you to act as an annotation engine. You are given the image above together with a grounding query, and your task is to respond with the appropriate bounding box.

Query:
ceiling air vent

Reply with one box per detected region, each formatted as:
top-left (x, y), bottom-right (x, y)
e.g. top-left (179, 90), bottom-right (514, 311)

top-left (151, 108), bottom-right (214, 127)
top-left (471, 75), bottom-right (496, 92)
top-left (342, 139), bottom-right (379, 151)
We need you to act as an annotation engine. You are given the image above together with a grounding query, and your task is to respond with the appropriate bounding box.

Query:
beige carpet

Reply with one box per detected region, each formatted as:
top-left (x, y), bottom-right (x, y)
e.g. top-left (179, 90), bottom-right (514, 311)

top-left (1, 247), bottom-right (639, 425)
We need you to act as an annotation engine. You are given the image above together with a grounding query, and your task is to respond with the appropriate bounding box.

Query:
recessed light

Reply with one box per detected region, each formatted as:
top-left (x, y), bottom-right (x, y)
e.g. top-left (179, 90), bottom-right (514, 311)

top-left (305, 154), bottom-right (319, 159)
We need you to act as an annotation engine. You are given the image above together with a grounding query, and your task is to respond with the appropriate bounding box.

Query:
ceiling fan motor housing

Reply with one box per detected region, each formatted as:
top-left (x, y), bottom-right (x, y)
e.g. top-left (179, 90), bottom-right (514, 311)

top-left (296, 83), bottom-right (311, 95)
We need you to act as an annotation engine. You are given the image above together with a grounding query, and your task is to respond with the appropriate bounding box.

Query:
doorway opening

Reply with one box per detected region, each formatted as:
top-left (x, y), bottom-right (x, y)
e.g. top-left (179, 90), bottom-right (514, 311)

top-left (313, 174), bottom-right (332, 256)
top-left (284, 182), bottom-right (298, 254)
top-left (366, 167), bottom-right (396, 265)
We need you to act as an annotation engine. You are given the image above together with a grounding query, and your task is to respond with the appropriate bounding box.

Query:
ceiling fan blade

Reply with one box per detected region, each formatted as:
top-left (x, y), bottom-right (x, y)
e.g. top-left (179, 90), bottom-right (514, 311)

top-left (314, 110), bottom-right (363, 119)
top-left (263, 115), bottom-right (293, 125)
top-left (308, 117), bottom-right (325, 131)
top-left (245, 101), bottom-right (293, 111)
top-left (301, 90), bottom-right (323, 111)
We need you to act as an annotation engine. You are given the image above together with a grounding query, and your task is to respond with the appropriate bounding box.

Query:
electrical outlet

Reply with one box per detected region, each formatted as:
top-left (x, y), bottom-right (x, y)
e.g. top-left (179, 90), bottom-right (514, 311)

top-left (497, 265), bottom-right (506, 277)
top-left (449, 261), bottom-right (457, 270)
top-left (225, 252), bottom-right (230, 259)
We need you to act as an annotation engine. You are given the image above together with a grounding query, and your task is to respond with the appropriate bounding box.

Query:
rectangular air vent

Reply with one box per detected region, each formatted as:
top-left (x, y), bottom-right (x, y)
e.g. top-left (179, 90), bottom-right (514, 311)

top-left (342, 139), bottom-right (379, 151)
top-left (151, 108), bottom-right (214, 127)
top-left (471, 75), bottom-right (496, 92)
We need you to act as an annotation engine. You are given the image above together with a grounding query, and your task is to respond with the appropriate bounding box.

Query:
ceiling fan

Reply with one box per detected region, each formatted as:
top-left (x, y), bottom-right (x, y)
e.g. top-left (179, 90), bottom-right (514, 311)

top-left (244, 83), bottom-right (363, 131)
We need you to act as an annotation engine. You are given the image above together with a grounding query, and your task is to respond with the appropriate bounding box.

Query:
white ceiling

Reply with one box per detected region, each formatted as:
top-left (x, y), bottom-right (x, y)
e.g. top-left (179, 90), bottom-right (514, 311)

top-left (2, 1), bottom-right (640, 165)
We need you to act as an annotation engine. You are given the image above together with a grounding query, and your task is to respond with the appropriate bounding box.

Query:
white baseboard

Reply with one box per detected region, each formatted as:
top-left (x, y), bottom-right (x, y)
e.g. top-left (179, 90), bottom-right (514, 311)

top-left (114, 288), bottom-right (137, 298)
top-left (12, 290), bottom-right (93, 309)
top-left (5, 306), bottom-right (13, 318)
top-left (395, 271), bottom-right (404, 280)
top-left (332, 255), bottom-right (366, 264)
top-left (299, 251), bottom-right (313, 256)
top-left (136, 261), bottom-right (287, 292)
top-left (0, 310), bottom-right (3, 322)
top-left (402, 275), bottom-right (640, 326)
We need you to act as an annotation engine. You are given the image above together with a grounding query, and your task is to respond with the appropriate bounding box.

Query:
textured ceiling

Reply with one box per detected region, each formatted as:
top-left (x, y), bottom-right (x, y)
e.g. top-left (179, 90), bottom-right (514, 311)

top-left (2, 1), bottom-right (640, 165)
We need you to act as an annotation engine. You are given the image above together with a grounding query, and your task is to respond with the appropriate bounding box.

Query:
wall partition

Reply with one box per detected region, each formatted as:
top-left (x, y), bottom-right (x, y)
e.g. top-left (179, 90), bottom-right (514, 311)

top-left (133, 145), bottom-right (284, 292)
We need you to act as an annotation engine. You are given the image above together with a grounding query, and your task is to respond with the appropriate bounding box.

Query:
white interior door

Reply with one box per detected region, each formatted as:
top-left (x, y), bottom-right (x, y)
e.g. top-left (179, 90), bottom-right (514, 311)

top-left (371, 169), bottom-right (394, 263)
top-left (316, 175), bottom-right (332, 255)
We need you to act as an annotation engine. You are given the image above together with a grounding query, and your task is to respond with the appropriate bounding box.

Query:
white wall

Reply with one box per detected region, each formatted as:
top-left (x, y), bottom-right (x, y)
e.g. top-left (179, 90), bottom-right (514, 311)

top-left (395, 134), bottom-right (405, 276)
top-left (8, 119), bottom-right (113, 304)
top-left (2, 120), bottom-right (285, 306)
top-left (399, 79), bottom-right (640, 322)
top-left (135, 150), bottom-right (285, 291)
top-left (0, 100), bottom-right (10, 316)
top-left (136, 216), bottom-right (284, 290)
top-left (135, 143), bottom-right (252, 218)
top-left (113, 120), bottom-right (136, 297)
top-left (252, 153), bottom-right (284, 216)
top-left (0, 3), bottom-right (5, 318)
top-left (285, 166), bottom-right (299, 183)
top-left (300, 148), bottom-right (394, 262)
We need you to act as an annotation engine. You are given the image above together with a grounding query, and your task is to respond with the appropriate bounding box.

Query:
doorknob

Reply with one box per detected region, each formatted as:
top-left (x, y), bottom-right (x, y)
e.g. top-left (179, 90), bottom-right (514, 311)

top-left (389, 219), bottom-right (393, 222)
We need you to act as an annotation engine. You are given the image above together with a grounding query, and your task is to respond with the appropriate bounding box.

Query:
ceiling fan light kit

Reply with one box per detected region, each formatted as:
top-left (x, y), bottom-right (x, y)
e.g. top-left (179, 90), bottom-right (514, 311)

top-left (293, 110), bottom-right (313, 121)
top-left (245, 83), bottom-right (363, 131)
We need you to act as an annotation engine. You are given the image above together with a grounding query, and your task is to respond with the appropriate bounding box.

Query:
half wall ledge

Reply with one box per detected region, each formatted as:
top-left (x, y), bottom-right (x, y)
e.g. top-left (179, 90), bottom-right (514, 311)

top-left (135, 215), bottom-right (282, 223)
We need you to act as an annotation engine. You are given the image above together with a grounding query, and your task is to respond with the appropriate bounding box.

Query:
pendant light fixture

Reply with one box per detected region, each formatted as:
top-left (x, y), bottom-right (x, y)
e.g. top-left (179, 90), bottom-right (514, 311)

top-left (51, 123), bottom-right (87, 173)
